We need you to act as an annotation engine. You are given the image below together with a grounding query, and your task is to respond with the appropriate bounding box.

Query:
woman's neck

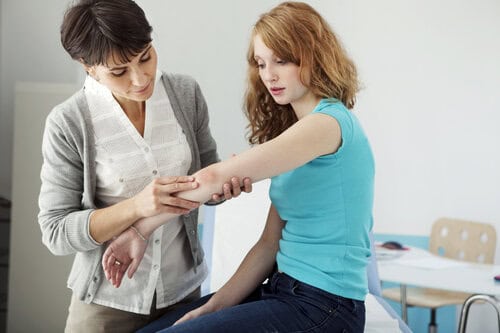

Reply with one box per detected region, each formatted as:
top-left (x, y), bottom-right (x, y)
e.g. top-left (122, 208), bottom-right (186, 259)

top-left (115, 97), bottom-right (146, 136)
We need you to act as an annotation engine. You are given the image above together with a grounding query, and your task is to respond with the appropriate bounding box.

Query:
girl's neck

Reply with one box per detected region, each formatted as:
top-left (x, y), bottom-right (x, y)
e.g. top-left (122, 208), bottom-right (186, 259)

top-left (292, 93), bottom-right (322, 119)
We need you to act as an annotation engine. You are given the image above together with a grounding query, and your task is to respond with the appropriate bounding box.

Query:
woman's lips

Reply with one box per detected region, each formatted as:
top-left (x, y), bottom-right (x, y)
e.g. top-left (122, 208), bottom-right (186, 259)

top-left (135, 82), bottom-right (151, 94)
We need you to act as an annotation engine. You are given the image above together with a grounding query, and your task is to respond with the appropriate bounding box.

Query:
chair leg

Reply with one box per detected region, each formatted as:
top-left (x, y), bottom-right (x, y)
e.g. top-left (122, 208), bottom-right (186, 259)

top-left (428, 308), bottom-right (438, 333)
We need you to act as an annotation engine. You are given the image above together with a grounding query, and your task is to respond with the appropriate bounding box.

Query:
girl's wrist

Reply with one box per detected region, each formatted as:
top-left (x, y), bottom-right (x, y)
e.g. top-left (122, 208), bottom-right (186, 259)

top-left (207, 293), bottom-right (230, 312)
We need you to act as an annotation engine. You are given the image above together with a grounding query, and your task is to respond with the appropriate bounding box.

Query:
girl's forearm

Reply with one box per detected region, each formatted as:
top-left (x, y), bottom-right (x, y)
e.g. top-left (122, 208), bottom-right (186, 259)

top-left (135, 114), bottom-right (340, 236)
top-left (132, 160), bottom-right (259, 237)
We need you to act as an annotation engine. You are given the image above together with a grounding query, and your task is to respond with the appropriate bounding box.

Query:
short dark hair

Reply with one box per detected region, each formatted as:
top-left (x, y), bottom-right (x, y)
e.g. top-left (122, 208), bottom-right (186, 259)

top-left (61, 0), bottom-right (153, 66)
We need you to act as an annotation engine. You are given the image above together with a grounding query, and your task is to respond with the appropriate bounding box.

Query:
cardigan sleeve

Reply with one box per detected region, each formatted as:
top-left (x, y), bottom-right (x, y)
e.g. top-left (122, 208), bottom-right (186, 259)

top-left (38, 108), bottom-right (100, 256)
top-left (162, 72), bottom-right (220, 169)
top-left (192, 80), bottom-right (220, 168)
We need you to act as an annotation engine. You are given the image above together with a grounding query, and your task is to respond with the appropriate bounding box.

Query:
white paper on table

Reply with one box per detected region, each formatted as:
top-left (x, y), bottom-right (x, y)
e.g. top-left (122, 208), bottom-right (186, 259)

top-left (394, 256), bottom-right (467, 269)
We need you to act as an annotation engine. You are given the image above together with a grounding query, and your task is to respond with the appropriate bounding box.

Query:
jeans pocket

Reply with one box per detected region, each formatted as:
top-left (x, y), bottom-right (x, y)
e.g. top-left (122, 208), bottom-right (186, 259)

top-left (291, 281), bottom-right (339, 315)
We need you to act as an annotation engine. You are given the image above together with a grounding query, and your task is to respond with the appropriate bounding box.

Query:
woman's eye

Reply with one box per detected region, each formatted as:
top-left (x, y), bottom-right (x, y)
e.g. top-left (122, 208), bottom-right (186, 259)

top-left (276, 59), bottom-right (287, 65)
top-left (111, 70), bottom-right (126, 77)
top-left (140, 56), bottom-right (151, 63)
top-left (257, 63), bottom-right (265, 69)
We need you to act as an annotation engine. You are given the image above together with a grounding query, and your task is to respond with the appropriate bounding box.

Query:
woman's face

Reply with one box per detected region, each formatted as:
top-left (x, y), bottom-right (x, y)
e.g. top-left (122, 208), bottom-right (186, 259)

top-left (253, 34), bottom-right (318, 117)
top-left (85, 44), bottom-right (158, 104)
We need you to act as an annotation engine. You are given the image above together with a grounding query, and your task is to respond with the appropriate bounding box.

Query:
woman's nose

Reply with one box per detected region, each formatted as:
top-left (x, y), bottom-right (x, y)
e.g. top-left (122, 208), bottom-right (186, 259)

top-left (130, 68), bottom-right (148, 87)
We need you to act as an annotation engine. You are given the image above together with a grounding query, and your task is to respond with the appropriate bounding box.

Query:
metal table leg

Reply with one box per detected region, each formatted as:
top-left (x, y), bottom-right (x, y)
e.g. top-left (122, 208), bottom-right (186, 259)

top-left (400, 284), bottom-right (408, 324)
top-left (458, 294), bottom-right (500, 333)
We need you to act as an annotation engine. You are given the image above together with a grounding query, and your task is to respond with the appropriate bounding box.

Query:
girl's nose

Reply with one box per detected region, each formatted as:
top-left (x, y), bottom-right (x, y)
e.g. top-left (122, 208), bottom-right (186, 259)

top-left (262, 66), bottom-right (277, 83)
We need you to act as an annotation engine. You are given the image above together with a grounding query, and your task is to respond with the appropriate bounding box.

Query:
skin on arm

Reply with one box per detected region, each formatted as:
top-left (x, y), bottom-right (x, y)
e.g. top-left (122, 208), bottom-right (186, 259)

top-left (102, 226), bottom-right (147, 286)
top-left (175, 204), bottom-right (284, 324)
top-left (102, 177), bottom-right (252, 288)
top-left (134, 112), bottom-right (341, 237)
top-left (103, 113), bottom-right (340, 283)
top-left (89, 176), bottom-right (200, 244)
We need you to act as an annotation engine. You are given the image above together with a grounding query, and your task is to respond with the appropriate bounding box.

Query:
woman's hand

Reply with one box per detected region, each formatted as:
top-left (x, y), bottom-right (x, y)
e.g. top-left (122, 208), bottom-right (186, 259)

top-left (102, 227), bottom-right (148, 288)
top-left (210, 177), bottom-right (253, 203)
top-left (133, 176), bottom-right (201, 218)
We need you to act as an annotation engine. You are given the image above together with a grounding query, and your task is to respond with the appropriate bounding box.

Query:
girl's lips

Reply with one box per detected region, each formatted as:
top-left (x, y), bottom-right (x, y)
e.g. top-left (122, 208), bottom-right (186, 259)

top-left (270, 87), bottom-right (285, 96)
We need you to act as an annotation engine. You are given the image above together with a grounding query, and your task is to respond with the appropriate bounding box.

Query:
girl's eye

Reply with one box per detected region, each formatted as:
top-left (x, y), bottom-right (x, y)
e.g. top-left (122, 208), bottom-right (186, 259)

top-left (257, 63), bottom-right (265, 69)
top-left (276, 59), bottom-right (287, 65)
top-left (140, 56), bottom-right (151, 63)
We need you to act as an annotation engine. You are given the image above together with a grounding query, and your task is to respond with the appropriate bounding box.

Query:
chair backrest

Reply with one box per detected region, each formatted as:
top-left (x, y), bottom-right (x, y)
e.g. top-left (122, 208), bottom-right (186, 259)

top-left (429, 217), bottom-right (496, 264)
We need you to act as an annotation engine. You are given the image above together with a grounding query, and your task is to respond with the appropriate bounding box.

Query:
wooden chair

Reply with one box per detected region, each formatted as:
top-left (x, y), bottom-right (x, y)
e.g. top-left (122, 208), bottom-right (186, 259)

top-left (382, 217), bottom-right (497, 333)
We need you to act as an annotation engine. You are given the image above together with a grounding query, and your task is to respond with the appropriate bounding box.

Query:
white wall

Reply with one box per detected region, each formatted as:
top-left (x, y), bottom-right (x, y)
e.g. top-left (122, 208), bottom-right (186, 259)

top-left (8, 83), bottom-right (77, 333)
top-left (138, 0), bottom-right (500, 246)
top-left (2, 1), bottom-right (500, 332)
top-left (349, 1), bottom-right (500, 239)
top-left (0, 0), bottom-right (78, 199)
top-left (1, 1), bottom-right (498, 234)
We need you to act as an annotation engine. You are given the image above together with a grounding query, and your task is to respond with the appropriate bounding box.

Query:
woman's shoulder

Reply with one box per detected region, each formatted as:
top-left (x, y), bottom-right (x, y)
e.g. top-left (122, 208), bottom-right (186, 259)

top-left (160, 71), bottom-right (206, 109)
top-left (45, 88), bottom-right (89, 132)
top-left (160, 71), bottom-right (199, 91)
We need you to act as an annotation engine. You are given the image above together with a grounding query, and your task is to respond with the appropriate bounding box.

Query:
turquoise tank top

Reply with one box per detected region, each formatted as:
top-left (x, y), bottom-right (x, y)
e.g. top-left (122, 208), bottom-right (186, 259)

top-left (270, 99), bottom-right (374, 301)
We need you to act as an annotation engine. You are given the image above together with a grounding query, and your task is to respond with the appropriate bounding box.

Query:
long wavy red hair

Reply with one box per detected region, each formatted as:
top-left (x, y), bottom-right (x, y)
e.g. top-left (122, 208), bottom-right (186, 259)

top-left (244, 1), bottom-right (359, 144)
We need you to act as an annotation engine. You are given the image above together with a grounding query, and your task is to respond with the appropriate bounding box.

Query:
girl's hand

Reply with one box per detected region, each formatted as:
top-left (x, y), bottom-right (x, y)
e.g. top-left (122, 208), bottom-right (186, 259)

top-left (102, 227), bottom-right (148, 288)
top-left (174, 302), bottom-right (218, 325)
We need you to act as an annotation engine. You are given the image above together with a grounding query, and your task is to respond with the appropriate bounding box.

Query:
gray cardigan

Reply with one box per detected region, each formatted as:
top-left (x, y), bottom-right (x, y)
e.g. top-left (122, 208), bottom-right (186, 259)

top-left (38, 73), bottom-right (219, 303)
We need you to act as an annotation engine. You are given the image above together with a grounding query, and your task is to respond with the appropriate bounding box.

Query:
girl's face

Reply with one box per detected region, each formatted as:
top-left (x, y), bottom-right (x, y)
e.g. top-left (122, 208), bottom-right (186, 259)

top-left (85, 44), bottom-right (158, 106)
top-left (253, 34), bottom-right (319, 117)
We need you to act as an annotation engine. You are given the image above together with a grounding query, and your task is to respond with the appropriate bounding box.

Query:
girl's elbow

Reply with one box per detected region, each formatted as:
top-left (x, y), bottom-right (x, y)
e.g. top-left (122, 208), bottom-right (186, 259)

top-left (194, 165), bottom-right (222, 189)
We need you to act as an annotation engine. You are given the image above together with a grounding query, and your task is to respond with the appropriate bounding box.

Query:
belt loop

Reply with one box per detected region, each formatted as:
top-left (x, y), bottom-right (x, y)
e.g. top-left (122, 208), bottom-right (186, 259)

top-left (271, 271), bottom-right (280, 291)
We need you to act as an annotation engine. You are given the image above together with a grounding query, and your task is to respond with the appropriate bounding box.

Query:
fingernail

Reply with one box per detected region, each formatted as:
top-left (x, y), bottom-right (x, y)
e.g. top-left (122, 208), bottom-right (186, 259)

top-left (192, 182), bottom-right (198, 188)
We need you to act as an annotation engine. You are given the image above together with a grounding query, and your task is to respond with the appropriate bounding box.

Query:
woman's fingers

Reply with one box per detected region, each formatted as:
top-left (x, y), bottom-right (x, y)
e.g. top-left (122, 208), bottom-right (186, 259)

top-left (242, 177), bottom-right (253, 193)
top-left (114, 263), bottom-right (128, 288)
top-left (220, 177), bottom-right (253, 200)
top-left (104, 253), bottom-right (117, 280)
top-left (232, 177), bottom-right (242, 194)
top-left (162, 180), bottom-right (199, 194)
top-left (102, 250), bottom-right (111, 279)
top-left (128, 259), bottom-right (140, 279)
top-left (158, 175), bottom-right (195, 185)
top-left (211, 193), bottom-right (222, 202)
top-left (159, 196), bottom-right (200, 211)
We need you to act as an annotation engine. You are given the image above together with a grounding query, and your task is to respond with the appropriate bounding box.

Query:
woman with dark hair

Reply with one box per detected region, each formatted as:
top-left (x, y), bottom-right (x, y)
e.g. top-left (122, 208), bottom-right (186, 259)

top-left (38, 0), bottom-right (250, 332)
top-left (106, 2), bottom-right (374, 332)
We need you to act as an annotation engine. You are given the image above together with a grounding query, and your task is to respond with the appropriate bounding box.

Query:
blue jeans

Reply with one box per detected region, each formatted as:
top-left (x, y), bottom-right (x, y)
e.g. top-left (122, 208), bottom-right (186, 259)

top-left (137, 272), bottom-right (365, 333)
